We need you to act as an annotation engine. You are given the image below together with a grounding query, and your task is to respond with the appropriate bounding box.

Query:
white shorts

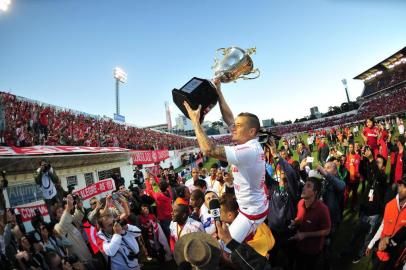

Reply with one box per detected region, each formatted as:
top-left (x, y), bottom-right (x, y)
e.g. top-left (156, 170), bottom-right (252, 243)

top-left (228, 211), bottom-right (267, 243)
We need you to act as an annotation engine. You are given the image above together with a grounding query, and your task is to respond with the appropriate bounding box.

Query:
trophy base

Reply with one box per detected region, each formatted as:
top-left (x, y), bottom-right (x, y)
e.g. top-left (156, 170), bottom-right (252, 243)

top-left (172, 77), bottom-right (218, 123)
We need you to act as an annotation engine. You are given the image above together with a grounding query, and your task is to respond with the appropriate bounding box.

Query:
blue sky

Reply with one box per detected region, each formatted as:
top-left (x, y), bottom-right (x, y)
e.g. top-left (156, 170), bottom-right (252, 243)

top-left (0, 0), bottom-right (405, 127)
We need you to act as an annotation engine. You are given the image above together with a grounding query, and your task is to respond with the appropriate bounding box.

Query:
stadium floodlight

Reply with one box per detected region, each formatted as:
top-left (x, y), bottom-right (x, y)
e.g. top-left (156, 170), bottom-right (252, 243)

top-left (0, 0), bottom-right (11, 11)
top-left (341, 78), bottom-right (351, 104)
top-left (114, 67), bottom-right (127, 83)
top-left (113, 67), bottom-right (127, 116)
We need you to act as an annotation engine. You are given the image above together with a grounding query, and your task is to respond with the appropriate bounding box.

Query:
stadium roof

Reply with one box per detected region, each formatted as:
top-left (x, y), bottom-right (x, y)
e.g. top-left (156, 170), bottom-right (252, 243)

top-left (354, 47), bottom-right (406, 81)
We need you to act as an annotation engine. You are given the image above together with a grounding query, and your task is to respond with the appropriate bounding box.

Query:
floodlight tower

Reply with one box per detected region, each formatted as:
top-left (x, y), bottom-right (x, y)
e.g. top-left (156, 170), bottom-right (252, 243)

top-left (113, 67), bottom-right (127, 115)
top-left (341, 79), bottom-right (351, 104)
top-left (0, 0), bottom-right (11, 12)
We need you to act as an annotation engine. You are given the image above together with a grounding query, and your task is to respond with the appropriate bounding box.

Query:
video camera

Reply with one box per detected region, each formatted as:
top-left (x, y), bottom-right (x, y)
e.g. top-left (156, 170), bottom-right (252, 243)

top-left (258, 128), bottom-right (281, 149)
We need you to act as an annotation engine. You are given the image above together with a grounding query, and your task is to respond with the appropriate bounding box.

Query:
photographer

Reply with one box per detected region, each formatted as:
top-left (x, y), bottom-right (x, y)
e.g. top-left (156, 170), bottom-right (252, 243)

top-left (0, 171), bottom-right (8, 217)
top-left (112, 172), bottom-right (125, 192)
top-left (132, 167), bottom-right (144, 188)
top-left (96, 213), bottom-right (142, 270)
top-left (35, 160), bottom-right (63, 213)
top-left (54, 195), bottom-right (93, 265)
top-left (343, 151), bottom-right (387, 263)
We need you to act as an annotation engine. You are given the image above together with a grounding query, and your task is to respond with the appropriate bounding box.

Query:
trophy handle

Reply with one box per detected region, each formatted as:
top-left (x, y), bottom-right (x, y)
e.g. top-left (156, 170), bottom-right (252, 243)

top-left (216, 48), bottom-right (231, 56)
top-left (246, 47), bottom-right (257, 55)
top-left (239, 68), bottom-right (260, 80)
top-left (212, 48), bottom-right (231, 69)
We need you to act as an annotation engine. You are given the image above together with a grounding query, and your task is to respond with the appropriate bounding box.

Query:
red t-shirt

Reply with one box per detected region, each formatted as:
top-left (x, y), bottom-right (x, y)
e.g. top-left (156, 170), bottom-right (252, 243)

top-left (363, 127), bottom-right (379, 149)
top-left (151, 192), bottom-right (173, 221)
top-left (39, 109), bottom-right (49, 126)
top-left (395, 151), bottom-right (403, 183)
top-left (295, 199), bottom-right (331, 255)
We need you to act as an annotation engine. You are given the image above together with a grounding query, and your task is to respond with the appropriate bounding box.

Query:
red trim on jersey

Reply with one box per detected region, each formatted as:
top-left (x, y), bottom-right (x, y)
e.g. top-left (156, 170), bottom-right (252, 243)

top-left (238, 207), bottom-right (268, 221)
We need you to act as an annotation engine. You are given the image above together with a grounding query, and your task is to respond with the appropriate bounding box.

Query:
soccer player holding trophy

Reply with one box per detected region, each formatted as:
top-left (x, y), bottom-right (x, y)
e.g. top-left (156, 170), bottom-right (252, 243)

top-left (173, 47), bottom-right (268, 245)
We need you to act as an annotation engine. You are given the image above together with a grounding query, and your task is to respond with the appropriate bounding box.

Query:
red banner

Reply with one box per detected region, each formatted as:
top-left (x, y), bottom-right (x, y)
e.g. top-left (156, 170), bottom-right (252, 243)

top-left (16, 203), bottom-right (49, 222)
top-left (73, 178), bottom-right (116, 201)
top-left (131, 150), bottom-right (169, 165)
top-left (0, 146), bottom-right (129, 156)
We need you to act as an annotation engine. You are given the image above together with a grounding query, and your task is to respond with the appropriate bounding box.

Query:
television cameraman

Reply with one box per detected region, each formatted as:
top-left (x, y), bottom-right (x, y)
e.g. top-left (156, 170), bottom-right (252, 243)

top-left (97, 213), bottom-right (143, 270)
top-left (34, 160), bottom-right (63, 214)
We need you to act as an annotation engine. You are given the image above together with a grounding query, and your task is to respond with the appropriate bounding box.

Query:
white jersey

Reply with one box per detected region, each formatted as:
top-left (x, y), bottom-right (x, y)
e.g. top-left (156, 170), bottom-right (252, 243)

top-left (224, 138), bottom-right (268, 216)
top-left (169, 217), bottom-right (204, 243)
top-left (37, 168), bottom-right (57, 200)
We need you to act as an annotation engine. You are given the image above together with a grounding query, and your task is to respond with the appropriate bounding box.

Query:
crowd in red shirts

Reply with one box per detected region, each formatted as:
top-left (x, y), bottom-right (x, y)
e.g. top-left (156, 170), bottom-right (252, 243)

top-left (270, 84), bottom-right (406, 136)
top-left (0, 92), bottom-right (235, 149)
top-left (0, 92), bottom-right (198, 150)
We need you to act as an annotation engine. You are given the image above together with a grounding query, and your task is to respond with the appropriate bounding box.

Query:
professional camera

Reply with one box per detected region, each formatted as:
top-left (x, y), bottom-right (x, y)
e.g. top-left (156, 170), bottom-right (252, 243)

top-left (127, 251), bottom-right (138, 260)
top-left (41, 162), bottom-right (51, 173)
top-left (258, 128), bottom-right (281, 148)
top-left (115, 218), bottom-right (127, 227)
top-left (64, 254), bottom-right (79, 264)
top-left (71, 194), bottom-right (80, 205)
top-left (63, 193), bottom-right (80, 205)
top-left (67, 184), bottom-right (76, 194)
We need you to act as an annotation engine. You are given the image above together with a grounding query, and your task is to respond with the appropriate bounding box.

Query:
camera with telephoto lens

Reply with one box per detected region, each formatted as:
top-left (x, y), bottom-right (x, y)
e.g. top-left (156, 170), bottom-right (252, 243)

top-left (258, 129), bottom-right (281, 149)
top-left (127, 251), bottom-right (138, 260)
top-left (42, 163), bottom-right (51, 173)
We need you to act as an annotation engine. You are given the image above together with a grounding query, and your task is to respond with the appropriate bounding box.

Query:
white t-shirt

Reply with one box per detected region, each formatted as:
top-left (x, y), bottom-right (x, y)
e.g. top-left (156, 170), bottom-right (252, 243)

top-left (212, 181), bottom-right (226, 197)
top-left (184, 178), bottom-right (196, 193)
top-left (205, 176), bottom-right (218, 191)
top-left (399, 124), bottom-right (405, 135)
top-left (37, 168), bottom-right (57, 200)
top-left (224, 138), bottom-right (268, 216)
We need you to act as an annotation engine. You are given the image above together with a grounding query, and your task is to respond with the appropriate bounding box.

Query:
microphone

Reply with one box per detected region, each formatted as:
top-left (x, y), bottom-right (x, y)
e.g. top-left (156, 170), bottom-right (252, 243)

top-left (209, 199), bottom-right (221, 221)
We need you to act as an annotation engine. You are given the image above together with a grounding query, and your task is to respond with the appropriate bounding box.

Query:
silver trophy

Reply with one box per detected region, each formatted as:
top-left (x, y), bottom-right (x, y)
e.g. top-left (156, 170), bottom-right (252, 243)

top-left (212, 47), bottom-right (260, 82)
top-left (172, 47), bottom-right (260, 122)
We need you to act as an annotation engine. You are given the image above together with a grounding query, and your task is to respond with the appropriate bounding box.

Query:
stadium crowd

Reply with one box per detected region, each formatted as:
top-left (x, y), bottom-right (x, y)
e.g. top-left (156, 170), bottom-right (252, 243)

top-left (0, 92), bottom-right (197, 150)
top-left (269, 83), bottom-right (406, 136)
top-left (362, 64), bottom-right (406, 96)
